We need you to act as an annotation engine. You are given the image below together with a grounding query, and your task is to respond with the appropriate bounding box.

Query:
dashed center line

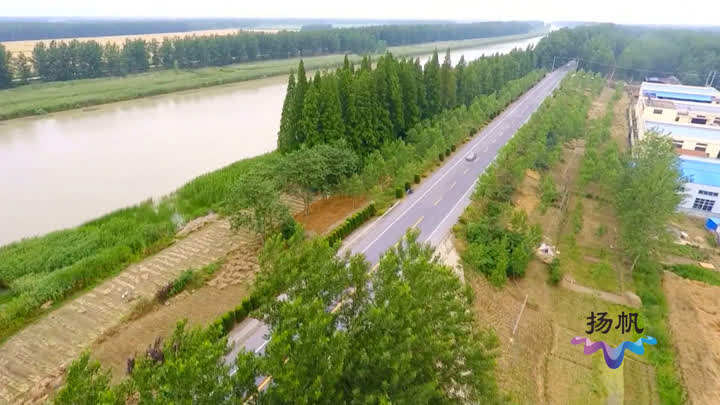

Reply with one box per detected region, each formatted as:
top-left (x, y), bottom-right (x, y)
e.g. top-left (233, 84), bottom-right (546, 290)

top-left (450, 181), bottom-right (456, 189)
top-left (412, 216), bottom-right (424, 228)
top-left (463, 168), bottom-right (469, 175)
top-left (434, 197), bottom-right (442, 206)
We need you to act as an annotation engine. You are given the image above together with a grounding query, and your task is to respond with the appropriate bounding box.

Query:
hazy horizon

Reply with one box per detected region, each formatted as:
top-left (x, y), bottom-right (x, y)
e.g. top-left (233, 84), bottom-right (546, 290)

top-left (3, 0), bottom-right (720, 27)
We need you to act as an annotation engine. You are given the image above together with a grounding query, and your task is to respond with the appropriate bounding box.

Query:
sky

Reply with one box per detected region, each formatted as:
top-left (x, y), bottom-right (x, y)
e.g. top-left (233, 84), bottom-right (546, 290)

top-left (3, 0), bottom-right (720, 27)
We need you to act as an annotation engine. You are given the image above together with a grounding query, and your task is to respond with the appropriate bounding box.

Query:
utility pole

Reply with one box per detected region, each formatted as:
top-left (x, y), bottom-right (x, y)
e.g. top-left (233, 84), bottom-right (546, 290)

top-left (551, 56), bottom-right (556, 71)
top-left (710, 71), bottom-right (717, 88)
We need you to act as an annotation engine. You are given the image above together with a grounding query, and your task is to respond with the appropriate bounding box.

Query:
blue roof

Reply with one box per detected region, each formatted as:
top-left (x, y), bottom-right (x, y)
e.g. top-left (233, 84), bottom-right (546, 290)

top-left (646, 121), bottom-right (720, 142)
top-left (641, 82), bottom-right (720, 97)
top-left (643, 90), bottom-right (714, 103)
top-left (679, 157), bottom-right (720, 187)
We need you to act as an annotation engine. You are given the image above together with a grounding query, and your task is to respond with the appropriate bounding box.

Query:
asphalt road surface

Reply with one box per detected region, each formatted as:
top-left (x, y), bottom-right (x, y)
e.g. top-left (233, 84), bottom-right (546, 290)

top-left (224, 63), bottom-right (573, 390)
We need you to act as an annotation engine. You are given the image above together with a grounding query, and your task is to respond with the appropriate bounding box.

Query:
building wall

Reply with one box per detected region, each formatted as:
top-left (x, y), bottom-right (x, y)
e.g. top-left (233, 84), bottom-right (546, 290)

top-left (635, 98), bottom-right (720, 159)
top-left (680, 182), bottom-right (720, 216)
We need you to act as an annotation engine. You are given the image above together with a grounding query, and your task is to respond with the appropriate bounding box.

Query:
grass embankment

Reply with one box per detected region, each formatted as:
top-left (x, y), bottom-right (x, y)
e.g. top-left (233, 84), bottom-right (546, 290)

top-left (0, 31), bottom-right (544, 121)
top-left (0, 152), bottom-right (277, 343)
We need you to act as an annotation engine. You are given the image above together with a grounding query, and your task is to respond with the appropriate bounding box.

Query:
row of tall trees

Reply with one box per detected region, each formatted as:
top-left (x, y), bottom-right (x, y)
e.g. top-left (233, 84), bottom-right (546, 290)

top-left (277, 47), bottom-right (536, 155)
top-left (0, 22), bottom-right (536, 87)
top-left (534, 24), bottom-right (720, 88)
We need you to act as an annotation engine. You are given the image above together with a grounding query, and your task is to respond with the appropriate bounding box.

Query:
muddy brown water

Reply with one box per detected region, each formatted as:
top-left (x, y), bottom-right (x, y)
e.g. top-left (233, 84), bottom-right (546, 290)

top-left (0, 36), bottom-right (542, 246)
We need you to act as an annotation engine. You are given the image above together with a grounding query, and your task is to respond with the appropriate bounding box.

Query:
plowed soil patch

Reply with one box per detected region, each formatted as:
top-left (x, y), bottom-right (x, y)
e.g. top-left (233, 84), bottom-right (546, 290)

top-left (663, 271), bottom-right (720, 405)
top-left (295, 196), bottom-right (367, 235)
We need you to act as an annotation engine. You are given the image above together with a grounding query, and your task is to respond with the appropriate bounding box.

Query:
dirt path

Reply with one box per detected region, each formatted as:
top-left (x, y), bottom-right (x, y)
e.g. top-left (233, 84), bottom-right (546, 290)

top-left (560, 276), bottom-right (641, 307)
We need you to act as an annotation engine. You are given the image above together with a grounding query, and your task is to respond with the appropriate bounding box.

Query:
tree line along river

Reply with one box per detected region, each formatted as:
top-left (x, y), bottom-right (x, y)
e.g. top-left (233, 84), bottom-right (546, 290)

top-left (0, 35), bottom-right (542, 246)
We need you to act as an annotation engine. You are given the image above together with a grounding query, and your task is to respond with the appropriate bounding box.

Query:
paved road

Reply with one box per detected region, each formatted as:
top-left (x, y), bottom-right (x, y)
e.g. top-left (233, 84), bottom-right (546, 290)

top-left (224, 64), bottom-right (573, 390)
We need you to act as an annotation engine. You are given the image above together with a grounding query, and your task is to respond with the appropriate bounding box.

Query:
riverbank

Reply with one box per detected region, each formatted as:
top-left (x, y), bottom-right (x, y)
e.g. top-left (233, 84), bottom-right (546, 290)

top-left (0, 30), bottom-right (545, 121)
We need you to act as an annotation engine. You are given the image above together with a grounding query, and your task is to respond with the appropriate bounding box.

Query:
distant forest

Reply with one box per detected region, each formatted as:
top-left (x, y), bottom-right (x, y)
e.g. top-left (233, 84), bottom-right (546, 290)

top-left (0, 21), bottom-right (540, 87)
top-left (534, 24), bottom-right (720, 87)
top-left (0, 18), bottom-right (531, 42)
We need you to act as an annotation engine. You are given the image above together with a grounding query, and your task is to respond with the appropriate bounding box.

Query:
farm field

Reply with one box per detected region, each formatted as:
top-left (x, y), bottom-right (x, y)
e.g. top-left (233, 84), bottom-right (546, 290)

top-left (1, 27), bottom-right (283, 56)
top-left (663, 272), bottom-right (720, 405)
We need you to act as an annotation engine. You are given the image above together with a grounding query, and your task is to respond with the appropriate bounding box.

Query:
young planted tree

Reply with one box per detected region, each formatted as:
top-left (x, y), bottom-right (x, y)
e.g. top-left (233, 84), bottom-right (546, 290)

top-left (227, 166), bottom-right (290, 240)
top-left (281, 143), bottom-right (359, 215)
top-left (615, 131), bottom-right (684, 267)
top-left (13, 52), bottom-right (32, 84)
top-left (281, 145), bottom-right (327, 216)
top-left (0, 44), bottom-right (12, 88)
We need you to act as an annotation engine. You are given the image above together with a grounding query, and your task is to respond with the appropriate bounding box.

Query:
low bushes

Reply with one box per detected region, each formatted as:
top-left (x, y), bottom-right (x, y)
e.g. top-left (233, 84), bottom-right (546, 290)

top-left (548, 257), bottom-right (562, 284)
top-left (326, 202), bottom-right (376, 246)
top-left (212, 292), bottom-right (262, 336)
top-left (667, 263), bottom-right (720, 287)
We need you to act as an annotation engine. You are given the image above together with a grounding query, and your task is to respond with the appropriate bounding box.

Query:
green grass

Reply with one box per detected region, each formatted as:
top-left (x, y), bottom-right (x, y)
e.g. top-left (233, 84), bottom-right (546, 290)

top-left (0, 201), bottom-right (176, 342)
top-left (633, 260), bottom-right (687, 404)
top-left (174, 152), bottom-right (281, 218)
top-left (660, 240), bottom-right (709, 261)
top-left (667, 263), bottom-right (720, 286)
top-left (0, 31), bottom-right (544, 121)
top-left (0, 152), bottom-right (273, 342)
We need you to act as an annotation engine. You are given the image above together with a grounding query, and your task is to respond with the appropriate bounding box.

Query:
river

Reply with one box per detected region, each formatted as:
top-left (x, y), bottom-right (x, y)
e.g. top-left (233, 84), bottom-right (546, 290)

top-left (0, 35), bottom-right (543, 246)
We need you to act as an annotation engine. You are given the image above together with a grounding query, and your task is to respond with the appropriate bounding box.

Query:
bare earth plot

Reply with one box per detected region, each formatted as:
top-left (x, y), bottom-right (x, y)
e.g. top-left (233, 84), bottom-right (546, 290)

top-left (663, 272), bottom-right (720, 405)
top-left (90, 243), bottom-right (260, 380)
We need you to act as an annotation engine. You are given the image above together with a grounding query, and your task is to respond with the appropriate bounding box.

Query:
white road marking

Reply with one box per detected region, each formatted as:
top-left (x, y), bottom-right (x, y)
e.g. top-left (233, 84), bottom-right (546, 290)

top-left (425, 179), bottom-right (478, 243)
top-left (255, 339), bottom-right (270, 353)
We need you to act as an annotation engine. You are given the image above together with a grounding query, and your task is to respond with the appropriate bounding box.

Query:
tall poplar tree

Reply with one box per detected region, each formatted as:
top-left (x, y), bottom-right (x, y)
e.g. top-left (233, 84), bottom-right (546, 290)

top-left (292, 60), bottom-right (309, 145)
top-left (348, 71), bottom-right (377, 155)
top-left (277, 71), bottom-right (296, 152)
top-left (398, 60), bottom-right (420, 132)
top-left (299, 79), bottom-right (321, 146)
top-left (0, 45), bottom-right (11, 89)
top-left (456, 55), bottom-right (467, 106)
top-left (423, 50), bottom-right (441, 117)
top-left (414, 58), bottom-right (427, 119)
top-left (13, 53), bottom-right (32, 84)
top-left (318, 75), bottom-right (345, 144)
top-left (439, 48), bottom-right (457, 109)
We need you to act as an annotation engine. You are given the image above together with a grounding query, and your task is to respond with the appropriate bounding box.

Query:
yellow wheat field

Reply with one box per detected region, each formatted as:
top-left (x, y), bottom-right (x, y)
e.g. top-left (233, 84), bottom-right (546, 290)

top-left (2, 28), bottom-right (283, 56)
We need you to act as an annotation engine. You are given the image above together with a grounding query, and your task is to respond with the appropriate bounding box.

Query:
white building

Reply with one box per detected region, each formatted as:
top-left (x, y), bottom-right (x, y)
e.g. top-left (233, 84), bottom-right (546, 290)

top-left (678, 156), bottom-right (720, 216)
top-left (635, 82), bottom-right (720, 158)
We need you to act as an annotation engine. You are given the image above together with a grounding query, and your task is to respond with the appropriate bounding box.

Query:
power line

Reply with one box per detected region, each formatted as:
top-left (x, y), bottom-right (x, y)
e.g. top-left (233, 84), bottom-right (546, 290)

top-left (550, 56), bottom-right (716, 80)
